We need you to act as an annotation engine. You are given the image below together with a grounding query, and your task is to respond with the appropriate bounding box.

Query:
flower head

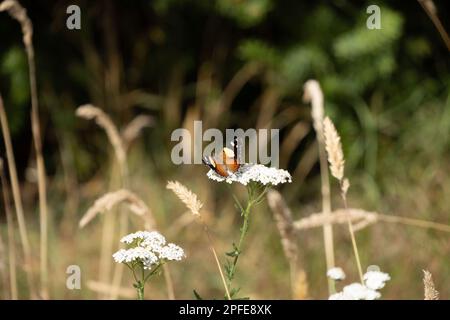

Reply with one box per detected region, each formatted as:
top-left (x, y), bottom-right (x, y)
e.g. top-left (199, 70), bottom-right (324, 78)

top-left (364, 270), bottom-right (391, 290)
top-left (207, 163), bottom-right (292, 186)
top-left (343, 283), bottom-right (381, 300)
top-left (327, 267), bottom-right (346, 281)
top-left (113, 230), bottom-right (185, 269)
top-left (328, 267), bottom-right (390, 300)
top-left (120, 231), bottom-right (166, 247)
top-left (113, 247), bottom-right (158, 269)
top-left (159, 243), bottom-right (185, 261)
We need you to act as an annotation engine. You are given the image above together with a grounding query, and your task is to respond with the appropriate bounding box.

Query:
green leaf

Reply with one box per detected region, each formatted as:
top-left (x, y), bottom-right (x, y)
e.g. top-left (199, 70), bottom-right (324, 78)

top-left (237, 39), bottom-right (280, 68)
top-left (225, 243), bottom-right (239, 257)
top-left (193, 289), bottom-right (203, 300)
top-left (216, 0), bottom-right (272, 28)
top-left (225, 250), bottom-right (237, 257)
top-left (333, 8), bottom-right (403, 60)
top-left (229, 287), bottom-right (240, 298)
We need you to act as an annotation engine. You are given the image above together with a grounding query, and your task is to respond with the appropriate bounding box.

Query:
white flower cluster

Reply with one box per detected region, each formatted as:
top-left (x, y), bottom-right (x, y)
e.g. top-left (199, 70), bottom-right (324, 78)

top-left (329, 283), bottom-right (380, 300)
top-left (113, 231), bottom-right (185, 269)
top-left (327, 267), bottom-right (346, 281)
top-left (112, 247), bottom-right (158, 268)
top-left (364, 271), bottom-right (391, 290)
top-left (207, 164), bottom-right (292, 186)
top-left (328, 269), bottom-right (390, 300)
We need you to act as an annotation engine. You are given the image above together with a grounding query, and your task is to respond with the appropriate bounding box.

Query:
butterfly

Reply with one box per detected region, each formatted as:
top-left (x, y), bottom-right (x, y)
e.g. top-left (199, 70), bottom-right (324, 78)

top-left (202, 137), bottom-right (241, 177)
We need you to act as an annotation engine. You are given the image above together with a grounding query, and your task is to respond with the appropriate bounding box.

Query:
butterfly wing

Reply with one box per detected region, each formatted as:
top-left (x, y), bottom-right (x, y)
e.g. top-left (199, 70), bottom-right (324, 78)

top-left (224, 137), bottom-right (241, 173)
top-left (202, 137), bottom-right (241, 177)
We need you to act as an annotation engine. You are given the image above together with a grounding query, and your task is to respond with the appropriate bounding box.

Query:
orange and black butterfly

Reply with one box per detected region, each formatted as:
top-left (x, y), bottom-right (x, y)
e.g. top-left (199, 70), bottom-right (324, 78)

top-left (202, 137), bottom-right (241, 177)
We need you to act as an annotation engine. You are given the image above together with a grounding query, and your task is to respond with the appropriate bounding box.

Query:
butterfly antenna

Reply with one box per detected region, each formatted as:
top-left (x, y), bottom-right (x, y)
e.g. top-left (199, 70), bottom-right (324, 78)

top-left (232, 136), bottom-right (241, 162)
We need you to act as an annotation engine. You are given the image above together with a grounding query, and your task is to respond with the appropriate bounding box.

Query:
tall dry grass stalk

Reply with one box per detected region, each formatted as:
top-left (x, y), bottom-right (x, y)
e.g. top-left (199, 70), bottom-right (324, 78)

top-left (295, 208), bottom-right (450, 236)
top-left (0, 158), bottom-right (18, 300)
top-left (267, 190), bottom-right (298, 266)
top-left (267, 189), bottom-right (308, 299)
top-left (0, 228), bottom-right (7, 299)
top-left (294, 208), bottom-right (378, 231)
top-left (76, 105), bottom-right (128, 180)
top-left (78, 189), bottom-right (150, 228)
top-left (109, 172), bottom-right (130, 298)
top-left (121, 115), bottom-right (154, 150)
top-left (166, 180), bottom-right (231, 300)
top-left (323, 116), bottom-right (364, 284)
top-left (417, 0), bottom-right (450, 51)
top-left (292, 270), bottom-right (309, 300)
top-left (99, 202), bottom-right (116, 299)
top-left (0, 158), bottom-right (18, 299)
top-left (423, 270), bottom-right (439, 300)
top-left (0, 93), bottom-right (35, 297)
top-left (76, 104), bottom-right (130, 299)
top-left (162, 264), bottom-right (176, 300)
top-left (76, 106), bottom-right (171, 299)
top-left (0, 0), bottom-right (49, 298)
top-left (377, 214), bottom-right (450, 233)
top-left (303, 80), bottom-right (335, 294)
top-left (93, 165), bottom-right (122, 299)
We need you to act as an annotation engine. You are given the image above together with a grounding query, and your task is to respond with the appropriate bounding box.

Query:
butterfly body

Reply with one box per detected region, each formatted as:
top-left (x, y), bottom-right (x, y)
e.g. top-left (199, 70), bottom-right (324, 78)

top-left (202, 139), bottom-right (241, 177)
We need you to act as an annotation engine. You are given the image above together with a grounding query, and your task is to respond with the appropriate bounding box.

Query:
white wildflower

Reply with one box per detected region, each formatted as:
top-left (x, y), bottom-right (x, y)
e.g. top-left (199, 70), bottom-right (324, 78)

top-left (113, 230), bottom-right (185, 269)
top-left (342, 283), bottom-right (381, 300)
top-left (112, 247), bottom-right (158, 269)
top-left (364, 288), bottom-right (382, 300)
top-left (141, 232), bottom-right (167, 251)
top-left (207, 164), bottom-right (292, 186)
top-left (364, 271), bottom-right (391, 290)
top-left (159, 243), bottom-right (185, 261)
top-left (327, 267), bottom-right (346, 281)
top-left (120, 230), bottom-right (166, 247)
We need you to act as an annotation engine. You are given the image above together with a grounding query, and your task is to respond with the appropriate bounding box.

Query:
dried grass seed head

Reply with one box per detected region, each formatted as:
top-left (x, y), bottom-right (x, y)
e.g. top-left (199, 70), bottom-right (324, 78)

top-left (423, 270), bottom-right (439, 300)
top-left (76, 104), bottom-right (126, 167)
top-left (79, 189), bottom-right (150, 228)
top-left (323, 116), bottom-right (345, 181)
top-left (166, 180), bottom-right (203, 216)
top-left (303, 80), bottom-right (324, 133)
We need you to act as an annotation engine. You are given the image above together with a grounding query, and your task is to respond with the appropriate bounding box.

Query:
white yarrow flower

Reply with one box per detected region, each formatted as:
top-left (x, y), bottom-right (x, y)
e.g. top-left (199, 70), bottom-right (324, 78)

top-left (207, 164), bottom-right (292, 186)
top-left (120, 230), bottom-right (166, 246)
top-left (113, 230), bottom-right (185, 269)
top-left (112, 247), bottom-right (159, 269)
top-left (364, 288), bottom-right (382, 300)
top-left (364, 271), bottom-right (391, 290)
top-left (327, 267), bottom-right (346, 281)
top-left (342, 283), bottom-right (381, 300)
top-left (141, 232), bottom-right (167, 251)
top-left (159, 243), bottom-right (185, 261)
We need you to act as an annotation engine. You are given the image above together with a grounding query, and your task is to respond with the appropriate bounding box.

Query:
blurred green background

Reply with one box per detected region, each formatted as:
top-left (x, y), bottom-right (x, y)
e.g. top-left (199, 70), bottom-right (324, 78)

top-left (0, 0), bottom-right (449, 299)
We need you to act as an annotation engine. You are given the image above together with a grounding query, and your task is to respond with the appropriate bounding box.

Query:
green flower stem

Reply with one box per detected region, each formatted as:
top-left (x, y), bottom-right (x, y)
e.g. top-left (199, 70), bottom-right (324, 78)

top-left (225, 183), bottom-right (269, 297)
top-left (137, 281), bottom-right (144, 300)
top-left (144, 263), bottom-right (163, 282)
top-left (226, 200), bottom-right (252, 289)
top-left (127, 262), bottom-right (163, 300)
